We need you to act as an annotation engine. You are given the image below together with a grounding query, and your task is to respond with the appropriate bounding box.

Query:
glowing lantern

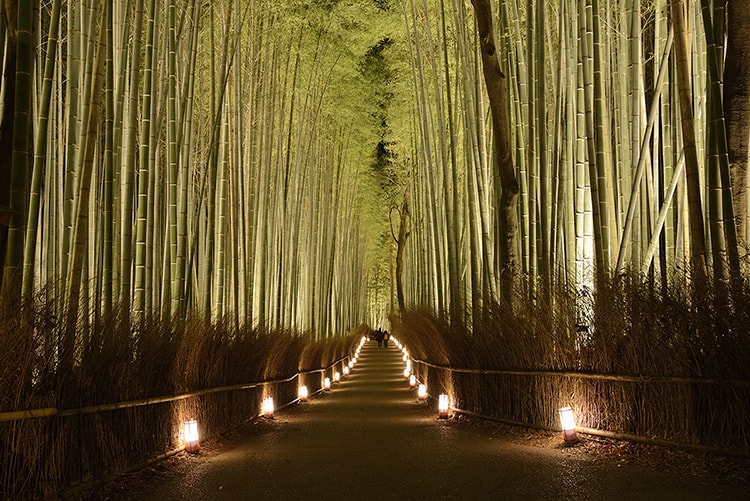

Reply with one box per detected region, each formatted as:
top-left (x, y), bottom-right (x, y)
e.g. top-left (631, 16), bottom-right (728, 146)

top-left (184, 419), bottom-right (200, 452)
top-left (417, 384), bottom-right (427, 400)
top-left (324, 377), bottom-right (331, 390)
top-left (558, 406), bottom-right (578, 442)
top-left (299, 385), bottom-right (309, 402)
top-left (438, 394), bottom-right (450, 419)
top-left (406, 359), bottom-right (412, 373)
top-left (334, 371), bottom-right (341, 382)
top-left (262, 397), bottom-right (275, 419)
top-left (409, 374), bottom-right (417, 388)
top-left (348, 360), bottom-right (354, 369)
top-left (344, 366), bottom-right (350, 376)
top-left (404, 368), bottom-right (411, 378)
top-left (402, 353), bottom-right (408, 362)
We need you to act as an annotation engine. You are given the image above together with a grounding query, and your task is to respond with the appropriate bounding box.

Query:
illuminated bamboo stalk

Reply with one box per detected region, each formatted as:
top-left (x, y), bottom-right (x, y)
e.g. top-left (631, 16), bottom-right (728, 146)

top-left (134, 0), bottom-right (158, 319)
top-left (23, 0), bottom-right (63, 299)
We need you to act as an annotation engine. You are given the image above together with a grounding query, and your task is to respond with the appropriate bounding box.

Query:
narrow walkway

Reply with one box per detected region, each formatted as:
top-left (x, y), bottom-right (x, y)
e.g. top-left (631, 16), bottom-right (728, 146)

top-left (115, 341), bottom-right (745, 500)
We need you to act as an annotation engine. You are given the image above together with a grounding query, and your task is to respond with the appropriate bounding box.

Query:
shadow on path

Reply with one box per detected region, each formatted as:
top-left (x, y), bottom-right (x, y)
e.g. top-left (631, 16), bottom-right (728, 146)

top-left (103, 341), bottom-right (748, 500)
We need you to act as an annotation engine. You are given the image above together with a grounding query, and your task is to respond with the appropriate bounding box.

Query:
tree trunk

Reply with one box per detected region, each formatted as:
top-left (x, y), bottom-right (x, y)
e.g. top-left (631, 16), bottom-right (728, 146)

top-left (1, 0), bottom-right (37, 305)
top-left (725, 0), bottom-right (750, 259)
top-left (391, 193), bottom-right (411, 313)
top-left (0, 0), bottom-right (19, 295)
top-left (470, 0), bottom-right (519, 305)
top-left (671, 0), bottom-right (709, 289)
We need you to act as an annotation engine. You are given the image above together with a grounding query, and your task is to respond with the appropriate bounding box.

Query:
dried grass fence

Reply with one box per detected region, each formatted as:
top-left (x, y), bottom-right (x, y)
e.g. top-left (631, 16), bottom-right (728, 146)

top-left (393, 278), bottom-right (750, 456)
top-left (0, 303), bottom-right (366, 500)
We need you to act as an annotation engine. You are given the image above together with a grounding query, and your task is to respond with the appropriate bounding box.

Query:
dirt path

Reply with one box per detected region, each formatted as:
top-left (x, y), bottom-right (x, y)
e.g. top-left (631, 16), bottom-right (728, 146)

top-left (93, 341), bottom-right (748, 500)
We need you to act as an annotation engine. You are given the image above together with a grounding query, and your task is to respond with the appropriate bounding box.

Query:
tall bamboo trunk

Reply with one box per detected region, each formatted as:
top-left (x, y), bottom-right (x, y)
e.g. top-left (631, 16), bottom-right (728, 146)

top-left (671, 0), bottom-right (709, 289)
top-left (470, 0), bottom-right (519, 306)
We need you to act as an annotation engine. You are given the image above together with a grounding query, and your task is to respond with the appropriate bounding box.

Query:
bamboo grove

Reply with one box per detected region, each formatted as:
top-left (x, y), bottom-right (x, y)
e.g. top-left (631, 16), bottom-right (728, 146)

top-left (0, 0), bottom-right (401, 337)
top-left (1, 0), bottom-right (749, 337)
top-left (392, 0), bottom-right (750, 321)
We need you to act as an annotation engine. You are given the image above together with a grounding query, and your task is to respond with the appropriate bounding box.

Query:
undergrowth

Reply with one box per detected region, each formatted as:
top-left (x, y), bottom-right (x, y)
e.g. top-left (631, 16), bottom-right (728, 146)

top-left (0, 298), bottom-right (365, 499)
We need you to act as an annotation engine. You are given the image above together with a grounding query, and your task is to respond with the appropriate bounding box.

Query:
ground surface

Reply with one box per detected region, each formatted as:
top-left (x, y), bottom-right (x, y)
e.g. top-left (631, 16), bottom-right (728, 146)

top-left (76, 341), bottom-right (749, 500)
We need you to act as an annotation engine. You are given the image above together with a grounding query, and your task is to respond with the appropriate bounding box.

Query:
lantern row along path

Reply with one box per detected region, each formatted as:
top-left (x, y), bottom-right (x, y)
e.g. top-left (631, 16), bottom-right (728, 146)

top-left (106, 340), bottom-right (747, 500)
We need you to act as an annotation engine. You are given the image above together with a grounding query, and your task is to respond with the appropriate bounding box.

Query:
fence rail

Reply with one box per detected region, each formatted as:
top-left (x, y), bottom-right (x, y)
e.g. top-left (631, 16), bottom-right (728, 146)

top-left (0, 360), bottom-right (344, 423)
top-left (412, 358), bottom-right (750, 386)
top-left (412, 358), bottom-right (750, 457)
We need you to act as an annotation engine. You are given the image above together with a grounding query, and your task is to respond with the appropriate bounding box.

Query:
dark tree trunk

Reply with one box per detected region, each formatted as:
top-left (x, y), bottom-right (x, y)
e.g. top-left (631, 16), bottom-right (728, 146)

top-left (725, 0), bottom-right (750, 254)
top-left (0, 0), bottom-right (19, 292)
top-left (470, 0), bottom-right (519, 306)
top-left (390, 194), bottom-right (410, 313)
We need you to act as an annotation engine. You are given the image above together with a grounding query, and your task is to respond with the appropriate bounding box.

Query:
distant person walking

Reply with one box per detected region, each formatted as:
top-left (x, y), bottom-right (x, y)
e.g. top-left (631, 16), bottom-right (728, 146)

top-left (383, 331), bottom-right (389, 348)
top-left (375, 329), bottom-right (384, 348)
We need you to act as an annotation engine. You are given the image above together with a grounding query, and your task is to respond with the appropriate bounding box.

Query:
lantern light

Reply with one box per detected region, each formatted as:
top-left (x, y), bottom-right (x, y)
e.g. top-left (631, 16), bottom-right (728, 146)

top-left (299, 385), bottom-right (309, 402)
top-left (558, 406), bottom-right (578, 443)
top-left (324, 377), bottom-right (331, 391)
top-left (344, 366), bottom-right (350, 376)
top-left (348, 360), bottom-right (354, 369)
top-left (184, 419), bottom-right (200, 453)
top-left (409, 374), bottom-right (417, 388)
top-left (403, 353), bottom-right (408, 362)
top-left (404, 367), bottom-right (410, 378)
top-left (417, 384), bottom-right (427, 400)
top-left (406, 359), bottom-right (412, 373)
top-left (334, 371), bottom-right (341, 382)
top-left (438, 394), bottom-right (450, 419)
top-left (262, 397), bottom-right (275, 419)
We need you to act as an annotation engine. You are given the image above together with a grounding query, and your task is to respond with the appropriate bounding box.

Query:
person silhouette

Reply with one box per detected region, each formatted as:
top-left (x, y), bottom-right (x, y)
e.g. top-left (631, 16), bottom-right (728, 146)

top-left (383, 331), bottom-right (389, 348)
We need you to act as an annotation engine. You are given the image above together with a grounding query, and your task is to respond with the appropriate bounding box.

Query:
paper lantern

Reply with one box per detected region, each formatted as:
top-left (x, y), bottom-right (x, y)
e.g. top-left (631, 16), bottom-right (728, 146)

top-left (438, 394), bottom-right (449, 419)
top-left (334, 371), bottom-right (341, 382)
top-left (417, 384), bottom-right (427, 400)
top-left (184, 420), bottom-right (200, 452)
top-left (324, 377), bottom-right (331, 390)
top-left (409, 374), bottom-right (417, 388)
top-left (403, 367), bottom-right (411, 378)
top-left (262, 397), bottom-right (275, 419)
top-left (558, 406), bottom-right (578, 442)
top-left (299, 385), bottom-right (309, 402)
top-left (344, 366), bottom-right (350, 376)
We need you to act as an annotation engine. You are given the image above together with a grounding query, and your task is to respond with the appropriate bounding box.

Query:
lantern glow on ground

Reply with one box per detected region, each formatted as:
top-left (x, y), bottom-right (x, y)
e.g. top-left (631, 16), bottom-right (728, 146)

top-left (438, 394), bottom-right (449, 419)
top-left (184, 420), bottom-right (200, 452)
top-left (558, 406), bottom-right (578, 442)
